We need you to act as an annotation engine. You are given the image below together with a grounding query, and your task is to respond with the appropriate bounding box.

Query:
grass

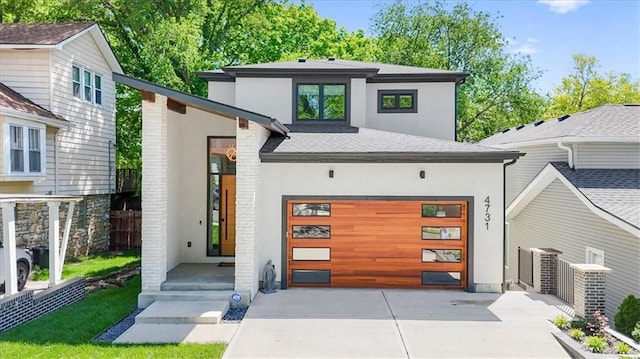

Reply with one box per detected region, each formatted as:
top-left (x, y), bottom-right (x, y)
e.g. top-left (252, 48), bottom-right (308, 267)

top-left (31, 250), bottom-right (141, 280)
top-left (0, 276), bottom-right (226, 358)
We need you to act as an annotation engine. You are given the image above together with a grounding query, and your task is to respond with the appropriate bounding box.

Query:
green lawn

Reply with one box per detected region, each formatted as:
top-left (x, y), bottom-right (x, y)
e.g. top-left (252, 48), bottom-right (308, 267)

top-left (31, 250), bottom-right (141, 280)
top-left (0, 276), bottom-right (226, 358)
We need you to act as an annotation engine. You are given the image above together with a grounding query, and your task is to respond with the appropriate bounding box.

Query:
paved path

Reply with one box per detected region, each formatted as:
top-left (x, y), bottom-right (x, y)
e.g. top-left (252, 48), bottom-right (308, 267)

top-left (223, 289), bottom-right (570, 359)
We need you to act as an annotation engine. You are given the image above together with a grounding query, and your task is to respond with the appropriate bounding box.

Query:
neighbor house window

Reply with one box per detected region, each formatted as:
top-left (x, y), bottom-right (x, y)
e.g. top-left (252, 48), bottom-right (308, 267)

top-left (585, 246), bottom-right (605, 266)
top-left (296, 84), bottom-right (346, 121)
top-left (378, 90), bottom-right (417, 113)
top-left (72, 64), bottom-right (102, 105)
top-left (3, 120), bottom-right (46, 175)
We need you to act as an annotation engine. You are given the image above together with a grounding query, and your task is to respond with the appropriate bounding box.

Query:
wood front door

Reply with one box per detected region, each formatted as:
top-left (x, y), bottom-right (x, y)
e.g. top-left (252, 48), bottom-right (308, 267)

top-left (286, 199), bottom-right (468, 289)
top-left (220, 175), bottom-right (236, 256)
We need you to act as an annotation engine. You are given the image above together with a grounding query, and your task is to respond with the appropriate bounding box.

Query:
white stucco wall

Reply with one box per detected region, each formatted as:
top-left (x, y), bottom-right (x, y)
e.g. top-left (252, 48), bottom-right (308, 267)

top-left (365, 82), bottom-right (456, 141)
top-left (165, 108), bottom-right (236, 264)
top-left (235, 78), bottom-right (292, 123)
top-left (208, 81), bottom-right (236, 106)
top-left (350, 78), bottom-right (367, 128)
top-left (259, 162), bottom-right (506, 292)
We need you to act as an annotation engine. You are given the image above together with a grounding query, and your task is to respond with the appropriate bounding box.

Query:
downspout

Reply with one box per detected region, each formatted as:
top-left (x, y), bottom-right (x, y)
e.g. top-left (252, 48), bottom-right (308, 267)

top-left (557, 142), bottom-right (574, 169)
top-left (502, 158), bottom-right (519, 293)
top-left (108, 140), bottom-right (115, 194)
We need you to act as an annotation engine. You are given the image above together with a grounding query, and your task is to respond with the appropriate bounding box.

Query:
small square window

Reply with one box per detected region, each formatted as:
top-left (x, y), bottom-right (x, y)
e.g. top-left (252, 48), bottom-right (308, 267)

top-left (378, 90), bottom-right (417, 113)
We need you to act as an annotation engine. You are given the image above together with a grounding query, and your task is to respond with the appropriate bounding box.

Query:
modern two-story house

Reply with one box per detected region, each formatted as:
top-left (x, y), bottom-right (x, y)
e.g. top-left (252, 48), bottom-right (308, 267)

top-left (115, 58), bottom-right (522, 306)
top-left (480, 104), bottom-right (640, 318)
top-left (0, 22), bottom-right (122, 256)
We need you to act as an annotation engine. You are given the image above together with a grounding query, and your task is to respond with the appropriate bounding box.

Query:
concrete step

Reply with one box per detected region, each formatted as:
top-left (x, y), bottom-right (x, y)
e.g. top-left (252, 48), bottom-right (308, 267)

top-left (139, 290), bottom-right (251, 308)
top-left (115, 323), bottom-right (239, 344)
top-left (135, 300), bottom-right (229, 324)
top-left (160, 281), bottom-right (234, 291)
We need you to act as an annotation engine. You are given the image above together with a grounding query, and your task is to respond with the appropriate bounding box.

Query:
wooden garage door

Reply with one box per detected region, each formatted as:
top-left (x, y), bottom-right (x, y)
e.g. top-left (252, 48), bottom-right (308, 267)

top-left (286, 200), bottom-right (468, 289)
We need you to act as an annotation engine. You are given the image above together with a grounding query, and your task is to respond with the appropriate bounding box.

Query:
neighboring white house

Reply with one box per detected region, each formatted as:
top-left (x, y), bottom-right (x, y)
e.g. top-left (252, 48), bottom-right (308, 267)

top-left (480, 104), bottom-right (640, 318)
top-left (0, 22), bottom-right (122, 256)
top-left (115, 58), bottom-right (522, 306)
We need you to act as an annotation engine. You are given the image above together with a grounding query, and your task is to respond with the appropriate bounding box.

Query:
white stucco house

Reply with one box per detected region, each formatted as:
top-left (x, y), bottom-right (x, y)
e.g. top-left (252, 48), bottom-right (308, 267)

top-left (480, 104), bottom-right (640, 318)
top-left (0, 22), bottom-right (122, 257)
top-left (114, 58), bottom-right (522, 306)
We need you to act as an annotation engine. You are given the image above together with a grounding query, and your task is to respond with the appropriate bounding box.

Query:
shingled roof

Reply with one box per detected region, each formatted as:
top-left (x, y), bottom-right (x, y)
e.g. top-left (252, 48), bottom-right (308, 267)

top-left (551, 162), bottom-right (640, 229)
top-left (0, 82), bottom-right (68, 125)
top-left (261, 125), bottom-right (521, 162)
top-left (480, 104), bottom-right (640, 146)
top-left (0, 22), bottom-right (95, 45)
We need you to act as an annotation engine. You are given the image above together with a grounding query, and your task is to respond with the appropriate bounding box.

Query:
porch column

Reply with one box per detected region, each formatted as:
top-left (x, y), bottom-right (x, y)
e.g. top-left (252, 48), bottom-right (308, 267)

top-left (141, 92), bottom-right (169, 292)
top-left (532, 248), bottom-right (561, 294)
top-left (0, 202), bottom-right (18, 295)
top-left (235, 120), bottom-right (270, 299)
top-left (570, 263), bottom-right (611, 319)
top-left (48, 201), bottom-right (61, 286)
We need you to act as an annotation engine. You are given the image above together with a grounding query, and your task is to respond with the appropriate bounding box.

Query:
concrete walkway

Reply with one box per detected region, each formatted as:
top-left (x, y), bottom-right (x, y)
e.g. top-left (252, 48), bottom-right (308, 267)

top-left (223, 289), bottom-right (570, 359)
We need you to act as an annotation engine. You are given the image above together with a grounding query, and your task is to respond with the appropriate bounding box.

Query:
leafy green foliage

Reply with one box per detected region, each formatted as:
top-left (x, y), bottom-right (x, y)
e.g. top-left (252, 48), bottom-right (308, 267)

top-left (371, 0), bottom-right (544, 141)
top-left (553, 315), bottom-right (571, 330)
top-left (571, 319), bottom-right (588, 330)
top-left (632, 322), bottom-right (640, 343)
top-left (614, 295), bottom-right (640, 337)
top-left (616, 342), bottom-right (631, 355)
top-left (586, 310), bottom-right (610, 339)
top-left (585, 336), bottom-right (608, 353)
top-left (544, 54), bottom-right (640, 118)
top-left (569, 328), bottom-right (584, 341)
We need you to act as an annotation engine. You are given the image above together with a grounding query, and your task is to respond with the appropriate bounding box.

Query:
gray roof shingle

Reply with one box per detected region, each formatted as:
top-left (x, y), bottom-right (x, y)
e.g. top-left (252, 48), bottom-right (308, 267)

top-left (261, 125), bottom-right (521, 162)
top-left (0, 82), bottom-right (67, 123)
top-left (480, 104), bottom-right (640, 146)
top-left (552, 162), bottom-right (640, 229)
top-left (0, 22), bottom-right (94, 45)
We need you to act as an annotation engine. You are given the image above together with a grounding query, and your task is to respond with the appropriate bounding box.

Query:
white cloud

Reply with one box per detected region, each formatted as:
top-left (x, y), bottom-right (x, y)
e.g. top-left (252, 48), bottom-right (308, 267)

top-left (510, 38), bottom-right (539, 55)
top-left (538, 0), bottom-right (589, 14)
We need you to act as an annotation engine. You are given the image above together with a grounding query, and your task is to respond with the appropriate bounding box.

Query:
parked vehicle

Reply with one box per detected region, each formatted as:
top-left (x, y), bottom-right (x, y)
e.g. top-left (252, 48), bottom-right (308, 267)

top-left (0, 242), bottom-right (33, 292)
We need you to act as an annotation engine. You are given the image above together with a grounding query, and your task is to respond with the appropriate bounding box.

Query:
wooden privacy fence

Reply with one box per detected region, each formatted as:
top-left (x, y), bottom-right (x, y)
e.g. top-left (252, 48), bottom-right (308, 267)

top-left (556, 258), bottom-right (575, 305)
top-left (110, 210), bottom-right (141, 251)
top-left (518, 247), bottom-right (534, 286)
top-left (116, 169), bottom-right (139, 193)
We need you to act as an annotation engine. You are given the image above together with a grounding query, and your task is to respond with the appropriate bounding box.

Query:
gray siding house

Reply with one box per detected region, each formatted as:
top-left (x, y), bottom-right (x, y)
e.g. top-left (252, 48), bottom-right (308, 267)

top-left (480, 104), bottom-right (640, 319)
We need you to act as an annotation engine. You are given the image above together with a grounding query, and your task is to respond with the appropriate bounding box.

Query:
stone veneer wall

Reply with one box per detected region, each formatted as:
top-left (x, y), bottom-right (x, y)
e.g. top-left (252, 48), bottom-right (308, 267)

top-left (0, 278), bottom-right (85, 332)
top-left (0, 195), bottom-right (110, 257)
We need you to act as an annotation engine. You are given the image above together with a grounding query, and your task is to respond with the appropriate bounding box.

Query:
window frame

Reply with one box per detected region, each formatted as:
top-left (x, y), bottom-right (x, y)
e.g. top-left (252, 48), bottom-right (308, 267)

top-left (377, 89), bottom-right (418, 113)
top-left (292, 78), bottom-right (350, 124)
top-left (72, 64), bottom-right (103, 106)
top-left (2, 118), bottom-right (46, 177)
top-left (585, 246), bottom-right (605, 266)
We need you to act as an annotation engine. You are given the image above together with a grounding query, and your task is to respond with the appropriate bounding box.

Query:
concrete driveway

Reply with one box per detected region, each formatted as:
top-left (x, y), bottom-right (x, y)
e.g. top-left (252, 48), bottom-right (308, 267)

top-left (223, 289), bottom-right (570, 359)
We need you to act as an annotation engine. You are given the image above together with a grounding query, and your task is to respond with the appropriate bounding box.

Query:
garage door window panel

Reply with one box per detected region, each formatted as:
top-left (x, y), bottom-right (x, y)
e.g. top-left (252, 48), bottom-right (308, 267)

top-left (422, 271), bottom-right (461, 286)
top-left (292, 203), bottom-right (331, 216)
top-left (422, 226), bottom-right (461, 240)
top-left (422, 249), bottom-right (462, 263)
top-left (292, 225), bottom-right (331, 239)
top-left (422, 204), bottom-right (461, 218)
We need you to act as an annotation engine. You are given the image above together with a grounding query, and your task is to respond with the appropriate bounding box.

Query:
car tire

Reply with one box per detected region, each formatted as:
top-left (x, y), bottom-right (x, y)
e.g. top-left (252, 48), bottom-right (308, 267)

top-left (17, 261), bottom-right (29, 291)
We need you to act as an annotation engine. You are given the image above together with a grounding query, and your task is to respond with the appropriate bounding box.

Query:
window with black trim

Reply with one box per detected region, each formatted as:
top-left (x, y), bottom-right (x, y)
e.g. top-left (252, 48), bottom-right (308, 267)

top-left (296, 84), bottom-right (346, 121)
top-left (378, 90), bottom-right (417, 113)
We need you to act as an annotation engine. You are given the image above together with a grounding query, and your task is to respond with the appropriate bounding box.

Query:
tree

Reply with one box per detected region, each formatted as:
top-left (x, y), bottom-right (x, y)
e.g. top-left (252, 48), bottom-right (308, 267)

top-left (371, 0), bottom-right (544, 141)
top-left (544, 54), bottom-right (640, 118)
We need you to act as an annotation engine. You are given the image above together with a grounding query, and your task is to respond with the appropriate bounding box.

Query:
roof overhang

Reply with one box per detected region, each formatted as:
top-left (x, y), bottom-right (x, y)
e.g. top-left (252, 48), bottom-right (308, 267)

top-left (220, 67), bottom-right (380, 78)
top-left (260, 151), bottom-right (522, 163)
top-left (0, 107), bottom-right (70, 129)
top-left (506, 163), bottom-right (640, 237)
top-left (485, 136), bottom-right (640, 149)
top-left (113, 73), bottom-right (288, 135)
top-left (367, 73), bottom-right (469, 84)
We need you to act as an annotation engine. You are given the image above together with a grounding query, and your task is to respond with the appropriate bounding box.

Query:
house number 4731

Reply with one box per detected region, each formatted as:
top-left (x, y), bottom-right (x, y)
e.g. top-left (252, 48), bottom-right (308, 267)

top-left (484, 196), bottom-right (491, 230)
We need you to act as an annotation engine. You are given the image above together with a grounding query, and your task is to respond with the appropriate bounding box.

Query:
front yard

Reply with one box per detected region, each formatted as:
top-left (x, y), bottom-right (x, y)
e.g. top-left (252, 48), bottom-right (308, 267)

top-left (0, 254), bottom-right (226, 358)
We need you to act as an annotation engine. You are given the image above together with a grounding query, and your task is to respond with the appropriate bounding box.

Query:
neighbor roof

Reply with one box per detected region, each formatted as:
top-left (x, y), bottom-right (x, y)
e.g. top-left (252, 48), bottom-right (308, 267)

top-left (261, 125), bottom-right (521, 162)
top-left (551, 162), bottom-right (640, 230)
top-left (198, 58), bottom-right (469, 83)
top-left (0, 22), bottom-right (95, 45)
top-left (113, 73), bottom-right (288, 135)
top-left (0, 82), bottom-right (69, 127)
top-left (480, 104), bottom-right (640, 147)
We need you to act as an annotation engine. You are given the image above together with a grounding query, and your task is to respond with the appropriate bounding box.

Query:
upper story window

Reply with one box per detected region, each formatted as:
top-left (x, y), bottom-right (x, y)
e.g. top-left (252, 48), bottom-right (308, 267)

top-left (72, 65), bottom-right (102, 106)
top-left (3, 119), bottom-right (46, 176)
top-left (296, 83), bottom-right (346, 122)
top-left (378, 89), bottom-right (417, 113)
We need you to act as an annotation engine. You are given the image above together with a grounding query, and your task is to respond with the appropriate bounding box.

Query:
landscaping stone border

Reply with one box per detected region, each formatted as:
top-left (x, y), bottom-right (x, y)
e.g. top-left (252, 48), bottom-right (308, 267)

top-left (552, 330), bottom-right (640, 359)
top-left (0, 278), bottom-right (85, 332)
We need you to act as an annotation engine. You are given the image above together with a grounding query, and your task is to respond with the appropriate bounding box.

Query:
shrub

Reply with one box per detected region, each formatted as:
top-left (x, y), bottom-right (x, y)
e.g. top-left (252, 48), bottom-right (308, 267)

top-left (585, 336), bottom-right (608, 353)
top-left (632, 321), bottom-right (640, 343)
top-left (554, 315), bottom-right (571, 330)
top-left (586, 311), bottom-right (610, 338)
top-left (569, 328), bottom-right (584, 341)
top-left (571, 319), bottom-right (587, 330)
top-left (614, 295), bottom-right (640, 337)
top-left (616, 342), bottom-right (630, 355)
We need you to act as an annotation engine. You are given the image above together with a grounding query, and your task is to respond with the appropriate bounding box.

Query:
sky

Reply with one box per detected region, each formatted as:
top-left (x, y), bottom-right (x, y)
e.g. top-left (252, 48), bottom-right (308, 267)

top-left (301, 0), bottom-right (640, 94)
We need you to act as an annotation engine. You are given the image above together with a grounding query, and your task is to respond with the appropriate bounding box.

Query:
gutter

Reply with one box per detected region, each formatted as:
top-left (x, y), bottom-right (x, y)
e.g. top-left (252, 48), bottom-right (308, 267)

top-left (557, 142), bottom-right (574, 169)
top-left (502, 157), bottom-right (519, 293)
